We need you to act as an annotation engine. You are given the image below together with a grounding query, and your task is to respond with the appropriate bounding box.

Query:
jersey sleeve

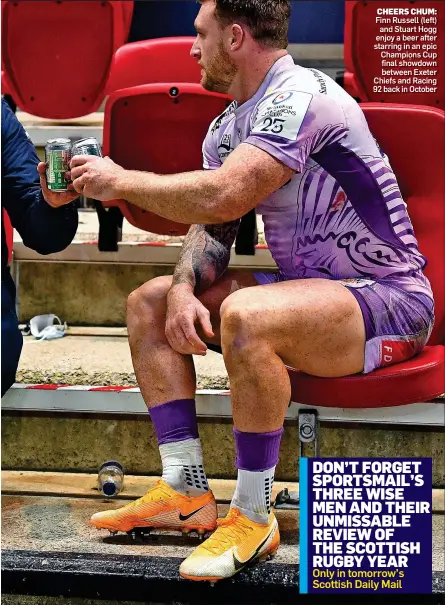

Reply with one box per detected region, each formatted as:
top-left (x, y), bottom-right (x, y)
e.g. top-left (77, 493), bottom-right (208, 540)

top-left (244, 89), bottom-right (348, 172)
top-left (202, 117), bottom-right (222, 170)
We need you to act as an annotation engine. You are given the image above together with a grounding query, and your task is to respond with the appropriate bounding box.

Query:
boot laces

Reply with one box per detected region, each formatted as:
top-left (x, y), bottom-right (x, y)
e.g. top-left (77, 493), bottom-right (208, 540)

top-left (202, 508), bottom-right (253, 554)
top-left (124, 480), bottom-right (169, 509)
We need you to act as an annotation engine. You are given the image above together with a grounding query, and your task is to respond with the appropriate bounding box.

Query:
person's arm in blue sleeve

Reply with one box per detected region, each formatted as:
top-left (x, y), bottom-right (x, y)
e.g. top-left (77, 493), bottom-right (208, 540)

top-left (1, 99), bottom-right (79, 254)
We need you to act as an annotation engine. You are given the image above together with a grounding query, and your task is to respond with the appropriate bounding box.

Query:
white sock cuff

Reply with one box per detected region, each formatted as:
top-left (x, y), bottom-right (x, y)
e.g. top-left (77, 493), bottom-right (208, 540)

top-left (159, 438), bottom-right (203, 466)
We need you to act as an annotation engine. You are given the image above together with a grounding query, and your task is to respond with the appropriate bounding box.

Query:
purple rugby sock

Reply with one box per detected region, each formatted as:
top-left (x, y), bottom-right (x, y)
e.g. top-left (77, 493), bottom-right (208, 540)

top-left (149, 399), bottom-right (199, 445)
top-left (233, 427), bottom-right (284, 472)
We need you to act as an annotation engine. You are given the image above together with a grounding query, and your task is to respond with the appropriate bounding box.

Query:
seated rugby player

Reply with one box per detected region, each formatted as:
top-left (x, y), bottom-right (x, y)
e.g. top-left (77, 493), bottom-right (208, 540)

top-left (70, 0), bottom-right (434, 582)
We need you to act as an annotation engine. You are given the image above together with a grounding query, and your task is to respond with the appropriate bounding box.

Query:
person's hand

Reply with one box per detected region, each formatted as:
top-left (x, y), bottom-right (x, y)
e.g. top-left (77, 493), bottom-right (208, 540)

top-left (37, 162), bottom-right (80, 208)
top-left (69, 155), bottom-right (125, 201)
top-left (166, 284), bottom-right (214, 356)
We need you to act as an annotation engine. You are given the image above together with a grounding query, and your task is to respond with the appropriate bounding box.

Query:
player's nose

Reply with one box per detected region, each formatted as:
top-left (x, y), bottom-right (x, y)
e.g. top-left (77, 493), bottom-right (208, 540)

top-left (190, 39), bottom-right (201, 60)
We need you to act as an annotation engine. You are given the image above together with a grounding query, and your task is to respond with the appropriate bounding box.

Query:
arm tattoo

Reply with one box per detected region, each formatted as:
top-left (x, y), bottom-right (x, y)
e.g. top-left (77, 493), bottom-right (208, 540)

top-left (172, 219), bottom-right (240, 294)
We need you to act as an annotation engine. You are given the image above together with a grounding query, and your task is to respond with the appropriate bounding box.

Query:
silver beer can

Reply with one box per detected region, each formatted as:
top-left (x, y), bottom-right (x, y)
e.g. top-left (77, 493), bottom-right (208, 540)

top-left (71, 137), bottom-right (103, 157)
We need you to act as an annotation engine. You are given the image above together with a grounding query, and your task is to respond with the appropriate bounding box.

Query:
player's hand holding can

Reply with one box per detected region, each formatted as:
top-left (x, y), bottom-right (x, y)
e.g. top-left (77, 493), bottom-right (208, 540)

top-left (70, 154), bottom-right (125, 201)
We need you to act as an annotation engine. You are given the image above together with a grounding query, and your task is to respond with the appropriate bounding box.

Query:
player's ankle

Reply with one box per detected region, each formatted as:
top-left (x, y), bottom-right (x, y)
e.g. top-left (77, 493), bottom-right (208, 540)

top-left (162, 464), bottom-right (209, 497)
top-left (231, 427), bottom-right (284, 524)
top-left (159, 438), bottom-right (210, 497)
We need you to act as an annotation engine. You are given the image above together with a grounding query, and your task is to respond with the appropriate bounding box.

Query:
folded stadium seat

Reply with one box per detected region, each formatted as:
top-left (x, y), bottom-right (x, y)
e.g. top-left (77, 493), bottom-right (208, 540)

top-left (341, 1), bottom-right (444, 108)
top-left (1, 0), bottom-right (133, 118)
top-left (102, 83), bottom-right (232, 236)
top-left (105, 36), bottom-right (201, 93)
top-left (288, 104), bottom-right (445, 408)
top-left (102, 37), bottom-right (257, 251)
top-left (1, 4), bottom-right (11, 100)
top-left (119, 1), bottom-right (134, 41)
top-left (98, 37), bottom-right (232, 247)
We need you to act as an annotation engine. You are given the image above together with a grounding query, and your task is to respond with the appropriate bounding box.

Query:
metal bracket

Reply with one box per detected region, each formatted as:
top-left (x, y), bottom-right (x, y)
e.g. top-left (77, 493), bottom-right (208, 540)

top-left (298, 409), bottom-right (319, 458)
top-left (95, 202), bottom-right (123, 252)
top-left (274, 487), bottom-right (299, 510)
top-left (275, 410), bottom-right (319, 510)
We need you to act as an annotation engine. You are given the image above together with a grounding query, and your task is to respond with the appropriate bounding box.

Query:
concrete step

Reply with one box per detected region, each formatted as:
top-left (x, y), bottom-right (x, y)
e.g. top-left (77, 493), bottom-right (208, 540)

top-left (16, 332), bottom-right (228, 390)
top-left (1, 472), bottom-right (300, 603)
top-left (2, 472), bottom-right (444, 602)
top-left (1, 471), bottom-right (299, 504)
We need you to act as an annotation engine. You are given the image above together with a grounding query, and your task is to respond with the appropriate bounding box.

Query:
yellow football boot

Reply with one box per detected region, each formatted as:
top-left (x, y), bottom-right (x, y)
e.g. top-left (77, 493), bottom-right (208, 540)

top-left (90, 479), bottom-right (217, 536)
top-left (179, 507), bottom-right (280, 581)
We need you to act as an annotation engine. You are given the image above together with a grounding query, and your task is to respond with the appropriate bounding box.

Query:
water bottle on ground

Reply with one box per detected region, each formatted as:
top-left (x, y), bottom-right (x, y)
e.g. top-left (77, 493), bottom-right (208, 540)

top-left (98, 460), bottom-right (124, 497)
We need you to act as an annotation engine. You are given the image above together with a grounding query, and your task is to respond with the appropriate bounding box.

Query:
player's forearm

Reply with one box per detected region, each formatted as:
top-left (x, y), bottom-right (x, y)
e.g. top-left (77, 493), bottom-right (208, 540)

top-left (172, 222), bottom-right (239, 294)
top-left (116, 169), bottom-right (230, 224)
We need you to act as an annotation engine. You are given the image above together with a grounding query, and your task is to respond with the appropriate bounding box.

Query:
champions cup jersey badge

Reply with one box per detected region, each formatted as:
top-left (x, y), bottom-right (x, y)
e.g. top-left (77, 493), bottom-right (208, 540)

top-left (273, 91), bottom-right (294, 104)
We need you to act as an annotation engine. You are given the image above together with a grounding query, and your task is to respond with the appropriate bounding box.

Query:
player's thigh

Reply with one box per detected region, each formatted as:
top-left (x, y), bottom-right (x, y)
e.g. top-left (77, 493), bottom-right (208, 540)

top-left (223, 278), bottom-right (366, 377)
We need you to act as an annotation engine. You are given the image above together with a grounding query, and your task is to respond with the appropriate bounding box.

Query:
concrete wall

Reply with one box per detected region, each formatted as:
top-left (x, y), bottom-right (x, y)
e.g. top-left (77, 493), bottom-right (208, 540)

top-left (2, 414), bottom-right (444, 485)
top-left (18, 263), bottom-right (174, 326)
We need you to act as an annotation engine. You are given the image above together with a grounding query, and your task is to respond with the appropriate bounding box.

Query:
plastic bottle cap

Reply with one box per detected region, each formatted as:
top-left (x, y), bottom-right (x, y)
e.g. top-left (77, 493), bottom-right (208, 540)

top-left (103, 481), bottom-right (117, 497)
top-left (99, 460), bottom-right (124, 473)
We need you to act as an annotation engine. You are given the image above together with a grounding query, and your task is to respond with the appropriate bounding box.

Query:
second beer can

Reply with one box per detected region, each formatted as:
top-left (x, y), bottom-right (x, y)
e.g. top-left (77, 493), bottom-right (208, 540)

top-left (71, 137), bottom-right (103, 157)
top-left (45, 138), bottom-right (72, 192)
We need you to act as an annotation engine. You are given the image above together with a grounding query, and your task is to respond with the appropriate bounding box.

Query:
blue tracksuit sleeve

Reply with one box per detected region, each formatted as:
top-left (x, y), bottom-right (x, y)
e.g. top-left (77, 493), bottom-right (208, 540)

top-left (1, 99), bottom-right (78, 254)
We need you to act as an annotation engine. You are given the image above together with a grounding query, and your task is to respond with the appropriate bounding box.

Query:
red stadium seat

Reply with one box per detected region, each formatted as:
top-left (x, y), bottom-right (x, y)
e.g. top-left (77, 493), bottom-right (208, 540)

top-left (1, 0), bottom-right (133, 118)
top-left (3, 209), bottom-right (13, 265)
top-left (119, 1), bottom-right (134, 41)
top-left (288, 104), bottom-right (445, 408)
top-left (99, 37), bottom-right (230, 241)
top-left (106, 37), bottom-right (201, 93)
top-left (1, 3), bottom-right (10, 95)
top-left (102, 83), bottom-right (231, 235)
top-left (343, 1), bottom-right (444, 108)
top-left (101, 37), bottom-right (258, 252)
top-left (1, 70), bottom-right (11, 95)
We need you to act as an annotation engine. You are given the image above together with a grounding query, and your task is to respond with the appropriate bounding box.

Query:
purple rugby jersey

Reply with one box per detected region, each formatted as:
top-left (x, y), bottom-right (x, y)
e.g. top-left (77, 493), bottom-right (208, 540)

top-left (202, 55), bottom-right (433, 301)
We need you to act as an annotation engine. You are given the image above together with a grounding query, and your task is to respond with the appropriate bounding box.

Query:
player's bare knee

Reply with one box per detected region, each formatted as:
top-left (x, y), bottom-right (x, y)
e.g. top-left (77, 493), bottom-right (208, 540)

top-left (220, 299), bottom-right (262, 353)
top-left (127, 276), bottom-right (171, 329)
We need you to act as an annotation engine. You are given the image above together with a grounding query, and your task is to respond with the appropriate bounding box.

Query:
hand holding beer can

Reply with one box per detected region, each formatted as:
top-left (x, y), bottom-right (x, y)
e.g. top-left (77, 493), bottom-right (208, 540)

top-left (45, 138), bottom-right (72, 192)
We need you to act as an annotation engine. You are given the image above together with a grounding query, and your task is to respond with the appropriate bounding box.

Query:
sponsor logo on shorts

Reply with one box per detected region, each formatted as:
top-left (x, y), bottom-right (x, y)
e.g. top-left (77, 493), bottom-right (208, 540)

top-left (380, 340), bottom-right (418, 367)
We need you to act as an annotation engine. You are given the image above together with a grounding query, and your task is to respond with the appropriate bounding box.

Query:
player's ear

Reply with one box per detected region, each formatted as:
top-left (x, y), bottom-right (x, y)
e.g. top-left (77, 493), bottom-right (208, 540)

top-left (229, 24), bottom-right (244, 51)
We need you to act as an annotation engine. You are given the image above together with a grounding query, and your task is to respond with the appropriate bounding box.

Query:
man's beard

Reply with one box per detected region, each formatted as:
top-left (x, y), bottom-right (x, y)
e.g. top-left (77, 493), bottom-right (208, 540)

top-left (201, 43), bottom-right (237, 93)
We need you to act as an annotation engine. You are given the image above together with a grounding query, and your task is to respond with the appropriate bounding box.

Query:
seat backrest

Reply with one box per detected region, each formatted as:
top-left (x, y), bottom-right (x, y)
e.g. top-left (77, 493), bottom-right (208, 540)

top-left (344, 1), bottom-right (444, 108)
top-left (106, 37), bottom-right (200, 94)
top-left (119, 1), bottom-right (134, 40)
top-left (103, 83), bottom-right (231, 235)
top-left (361, 104), bottom-right (445, 345)
top-left (1, 0), bottom-right (131, 118)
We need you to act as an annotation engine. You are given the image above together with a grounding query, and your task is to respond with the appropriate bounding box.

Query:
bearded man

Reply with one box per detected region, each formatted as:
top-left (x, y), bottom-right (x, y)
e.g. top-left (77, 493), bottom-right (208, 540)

top-left (71, 0), bottom-right (434, 581)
